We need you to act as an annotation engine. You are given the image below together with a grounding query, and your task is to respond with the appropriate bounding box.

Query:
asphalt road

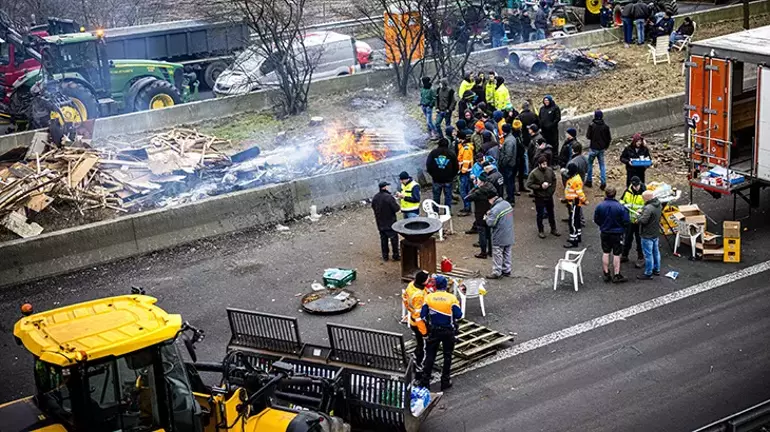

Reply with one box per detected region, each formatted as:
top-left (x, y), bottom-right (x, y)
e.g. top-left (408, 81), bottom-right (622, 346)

top-left (424, 272), bottom-right (770, 432)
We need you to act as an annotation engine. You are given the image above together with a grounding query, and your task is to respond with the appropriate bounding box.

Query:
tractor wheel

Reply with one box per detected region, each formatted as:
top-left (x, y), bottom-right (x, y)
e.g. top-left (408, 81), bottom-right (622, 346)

top-left (58, 81), bottom-right (100, 123)
top-left (204, 61), bottom-right (228, 90)
top-left (134, 79), bottom-right (182, 112)
top-left (658, 0), bottom-right (678, 15)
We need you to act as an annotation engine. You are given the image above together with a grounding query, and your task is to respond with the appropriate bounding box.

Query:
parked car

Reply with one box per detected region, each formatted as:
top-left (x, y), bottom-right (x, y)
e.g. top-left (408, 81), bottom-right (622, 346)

top-left (214, 31), bottom-right (368, 97)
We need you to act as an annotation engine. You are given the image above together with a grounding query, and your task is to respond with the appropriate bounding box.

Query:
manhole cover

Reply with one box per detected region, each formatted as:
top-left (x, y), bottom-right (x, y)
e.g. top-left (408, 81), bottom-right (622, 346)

top-left (301, 289), bottom-right (358, 315)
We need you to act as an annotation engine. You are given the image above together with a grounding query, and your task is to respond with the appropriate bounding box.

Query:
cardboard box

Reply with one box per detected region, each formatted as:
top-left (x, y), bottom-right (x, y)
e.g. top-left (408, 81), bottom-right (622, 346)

top-left (723, 221), bottom-right (741, 238)
top-left (678, 204), bottom-right (703, 217)
top-left (685, 215), bottom-right (707, 232)
top-left (702, 246), bottom-right (725, 261)
top-left (703, 231), bottom-right (720, 245)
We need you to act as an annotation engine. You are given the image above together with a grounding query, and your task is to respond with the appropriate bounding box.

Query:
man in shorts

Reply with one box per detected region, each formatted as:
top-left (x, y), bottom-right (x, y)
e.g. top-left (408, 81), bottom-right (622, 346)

top-left (593, 186), bottom-right (630, 283)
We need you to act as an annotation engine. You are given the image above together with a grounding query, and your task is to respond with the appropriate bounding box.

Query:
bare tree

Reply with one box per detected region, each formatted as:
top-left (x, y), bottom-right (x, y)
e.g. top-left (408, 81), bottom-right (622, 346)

top-left (202, 0), bottom-right (321, 116)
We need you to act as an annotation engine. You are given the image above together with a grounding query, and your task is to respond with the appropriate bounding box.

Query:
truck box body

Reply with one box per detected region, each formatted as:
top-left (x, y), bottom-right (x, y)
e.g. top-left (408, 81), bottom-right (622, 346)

top-left (103, 20), bottom-right (250, 65)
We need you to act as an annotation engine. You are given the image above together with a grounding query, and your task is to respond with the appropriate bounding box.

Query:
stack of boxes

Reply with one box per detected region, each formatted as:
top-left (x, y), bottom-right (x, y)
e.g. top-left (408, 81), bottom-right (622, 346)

top-left (723, 221), bottom-right (741, 263)
top-left (673, 204), bottom-right (724, 260)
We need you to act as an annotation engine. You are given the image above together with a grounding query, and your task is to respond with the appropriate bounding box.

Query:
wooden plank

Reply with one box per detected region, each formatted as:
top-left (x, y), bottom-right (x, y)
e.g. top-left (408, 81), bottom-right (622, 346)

top-left (26, 194), bottom-right (54, 212)
top-left (459, 336), bottom-right (515, 358)
top-left (69, 155), bottom-right (99, 188)
top-left (453, 330), bottom-right (498, 351)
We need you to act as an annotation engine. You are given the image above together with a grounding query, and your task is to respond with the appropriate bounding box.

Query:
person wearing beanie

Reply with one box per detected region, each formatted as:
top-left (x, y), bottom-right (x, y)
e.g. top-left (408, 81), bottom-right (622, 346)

top-left (534, 1), bottom-right (549, 40)
top-left (593, 186), bottom-right (630, 283)
top-left (473, 73), bottom-right (487, 105)
top-left (511, 118), bottom-right (528, 196)
top-left (458, 90), bottom-right (477, 117)
top-left (482, 130), bottom-right (499, 161)
top-left (527, 124), bottom-right (545, 169)
top-left (445, 125), bottom-right (456, 147)
top-left (493, 110), bottom-right (505, 138)
top-left (527, 155), bottom-right (561, 238)
top-left (395, 171), bottom-right (421, 218)
top-left (499, 122), bottom-right (518, 203)
top-left (539, 95), bottom-right (562, 150)
top-left (586, 108), bottom-right (612, 190)
top-left (620, 132), bottom-right (652, 186)
top-left (620, 176), bottom-right (646, 268)
top-left (466, 173), bottom-right (496, 258)
top-left (403, 270), bottom-right (430, 377)
top-left (435, 78), bottom-right (456, 138)
top-left (371, 180), bottom-right (401, 261)
top-left (518, 101), bottom-right (539, 178)
top-left (485, 189), bottom-right (514, 279)
top-left (564, 162), bottom-right (588, 249)
top-left (427, 137), bottom-right (459, 210)
top-left (558, 127), bottom-right (579, 169)
top-left (420, 274), bottom-right (462, 390)
top-left (420, 76), bottom-right (438, 138)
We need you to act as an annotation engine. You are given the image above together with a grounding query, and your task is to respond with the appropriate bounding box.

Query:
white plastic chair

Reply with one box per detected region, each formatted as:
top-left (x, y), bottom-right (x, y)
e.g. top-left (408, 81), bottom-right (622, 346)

top-left (553, 248), bottom-right (587, 292)
top-left (458, 278), bottom-right (486, 318)
top-left (422, 199), bottom-right (453, 241)
top-left (673, 21), bottom-right (696, 52)
top-left (647, 36), bottom-right (671, 65)
top-left (674, 218), bottom-right (704, 258)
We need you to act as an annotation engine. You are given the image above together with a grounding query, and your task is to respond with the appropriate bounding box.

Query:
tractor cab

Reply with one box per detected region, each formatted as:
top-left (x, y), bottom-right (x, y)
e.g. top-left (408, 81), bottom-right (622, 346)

top-left (38, 33), bottom-right (111, 99)
top-left (9, 295), bottom-right (203, 432)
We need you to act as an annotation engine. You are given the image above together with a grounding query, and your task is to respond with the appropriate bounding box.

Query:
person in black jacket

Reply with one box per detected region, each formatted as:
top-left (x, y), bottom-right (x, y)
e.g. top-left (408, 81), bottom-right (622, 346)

top-left (620, 133), bottom-right (652, 186)
top-left (371, 181), bottom-right (401, 261)
top-left (538, 95), bottom-right (561, 150)
top-left (631, 0), bottom-right (650, 44)
top-left (585, 109), bottom-right (612, 189)
top-left (427, 138), bottom-right (459, 210)
top-left (512, 119), bottom-right (529, 194)
top-left (435, 78), bottom-right (456, 138)
top-left (518, 101), bottom-right (539, 178)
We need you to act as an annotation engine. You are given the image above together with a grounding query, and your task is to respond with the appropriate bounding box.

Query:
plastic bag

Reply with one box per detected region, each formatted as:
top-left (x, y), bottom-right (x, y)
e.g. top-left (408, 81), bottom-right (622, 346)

top-left (410, 386), bottom-right (431, 416)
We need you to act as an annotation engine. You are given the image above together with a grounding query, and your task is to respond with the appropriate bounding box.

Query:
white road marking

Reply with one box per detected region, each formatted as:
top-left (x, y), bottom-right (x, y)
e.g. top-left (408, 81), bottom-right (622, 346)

top-left (456, 259), bottom-right (770, 377)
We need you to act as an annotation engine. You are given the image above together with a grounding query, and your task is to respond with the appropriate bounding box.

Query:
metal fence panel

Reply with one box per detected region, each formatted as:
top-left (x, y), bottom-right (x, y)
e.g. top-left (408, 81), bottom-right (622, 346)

top-left (327, 323), bottom-right (407, 372)
top-left (227, 308), bottom-right (303, 355)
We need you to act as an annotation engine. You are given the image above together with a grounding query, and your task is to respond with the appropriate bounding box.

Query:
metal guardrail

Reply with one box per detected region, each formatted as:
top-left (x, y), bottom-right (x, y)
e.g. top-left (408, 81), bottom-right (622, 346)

top-left (327, 323), bottom-right (408, 372)
top-left (692, 398), bottom-right (770, 432)
top-left (227, 308), bottom-right (303, 355)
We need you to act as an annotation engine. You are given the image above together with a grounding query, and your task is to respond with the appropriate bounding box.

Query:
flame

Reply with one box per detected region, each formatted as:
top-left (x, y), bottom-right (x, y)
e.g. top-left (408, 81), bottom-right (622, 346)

top-left (318, 127), bottom-right (387, 168)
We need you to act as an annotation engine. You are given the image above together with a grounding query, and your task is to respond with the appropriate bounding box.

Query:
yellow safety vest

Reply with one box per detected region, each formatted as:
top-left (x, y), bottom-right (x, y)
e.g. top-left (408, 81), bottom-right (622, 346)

top-left (402, 282), bottom-right (427, 334)
top-left (621, 187), bottom-right (645, 223)
top-left (401, 180), bottom-right (420, 212)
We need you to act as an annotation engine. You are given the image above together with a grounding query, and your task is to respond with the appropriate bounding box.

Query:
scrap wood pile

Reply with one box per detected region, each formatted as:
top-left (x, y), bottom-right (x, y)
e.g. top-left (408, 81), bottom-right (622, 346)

top-left (0, 128), bottom-right (230, 238)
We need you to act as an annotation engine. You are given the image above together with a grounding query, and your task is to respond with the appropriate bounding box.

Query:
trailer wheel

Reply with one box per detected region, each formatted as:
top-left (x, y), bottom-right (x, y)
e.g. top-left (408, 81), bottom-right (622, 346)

top-left (204, 61), bottom-right (228, 90)
top-left (134, 79), bottom-right (182, 112)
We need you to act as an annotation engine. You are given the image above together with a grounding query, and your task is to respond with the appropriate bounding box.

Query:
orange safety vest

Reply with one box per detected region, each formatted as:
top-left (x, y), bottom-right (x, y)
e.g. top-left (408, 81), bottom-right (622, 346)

top-left (402, 281), bottom-right (427, 335)
top-left (497, 118), bottom-right (506, 139)
top-left (565, 174), bottom-right (587, 206)
top-left (457, 141), bottom-right (474, 174)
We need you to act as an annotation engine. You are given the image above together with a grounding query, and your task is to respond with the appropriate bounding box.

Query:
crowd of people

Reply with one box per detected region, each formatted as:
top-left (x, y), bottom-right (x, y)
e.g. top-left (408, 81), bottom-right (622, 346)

top-left (384, 70), bottom-right (664, 283)
top-left (373, 71), bottom-right (668, 391)
top-left (617, 1), bottom-right (696, 50)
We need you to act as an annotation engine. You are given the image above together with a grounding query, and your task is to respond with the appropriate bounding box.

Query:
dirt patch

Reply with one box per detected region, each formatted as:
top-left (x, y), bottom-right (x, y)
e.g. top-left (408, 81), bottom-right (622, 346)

top-left (488, 14), bottom-right (770, 114)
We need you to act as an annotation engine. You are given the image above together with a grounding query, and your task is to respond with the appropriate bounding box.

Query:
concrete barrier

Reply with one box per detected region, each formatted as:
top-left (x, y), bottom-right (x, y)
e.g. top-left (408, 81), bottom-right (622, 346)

top-left (0, 151), bottom-right (427, 287)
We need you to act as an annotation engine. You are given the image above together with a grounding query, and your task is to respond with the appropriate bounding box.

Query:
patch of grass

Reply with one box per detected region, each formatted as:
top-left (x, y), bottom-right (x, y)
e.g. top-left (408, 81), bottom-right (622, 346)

top-left (202, 113), bottom-right (280, 142)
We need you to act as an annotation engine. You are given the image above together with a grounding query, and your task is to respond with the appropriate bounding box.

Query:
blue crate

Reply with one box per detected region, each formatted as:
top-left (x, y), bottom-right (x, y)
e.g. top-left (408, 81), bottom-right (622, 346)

top-left (629, 159), bottom-right (652, 167)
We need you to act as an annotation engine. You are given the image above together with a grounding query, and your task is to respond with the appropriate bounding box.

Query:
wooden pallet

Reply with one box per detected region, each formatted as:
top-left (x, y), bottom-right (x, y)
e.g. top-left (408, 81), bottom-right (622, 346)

top-left (436, 264), bottom-right (480, 281)
top-left (400, 319), bottom-right (513, 375)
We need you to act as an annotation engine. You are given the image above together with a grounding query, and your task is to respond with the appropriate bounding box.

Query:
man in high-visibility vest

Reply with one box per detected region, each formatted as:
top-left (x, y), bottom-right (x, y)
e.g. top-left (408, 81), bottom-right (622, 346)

top-left (419, 275), bottom-right (462, 390)
top-left (563, 162), bottom-right (587, 249)
top-left (402, 270), bottom-right (430, 379)
top-left (395, 171), bottom-right (421, 219)
top-left (620, 176), bottom-right (645, 268)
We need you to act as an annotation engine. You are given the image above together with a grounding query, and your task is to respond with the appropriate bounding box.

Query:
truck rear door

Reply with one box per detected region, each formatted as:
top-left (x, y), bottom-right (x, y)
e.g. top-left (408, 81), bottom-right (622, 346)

top-left (687, 55), bottom-right (733, 169)
top-left (754, 66), bottom-right (770, 182)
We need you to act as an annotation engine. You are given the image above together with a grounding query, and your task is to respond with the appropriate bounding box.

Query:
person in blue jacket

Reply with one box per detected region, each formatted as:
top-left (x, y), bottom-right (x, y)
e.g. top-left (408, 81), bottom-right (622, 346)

top-left (593, 186), bottom-right (630, 283)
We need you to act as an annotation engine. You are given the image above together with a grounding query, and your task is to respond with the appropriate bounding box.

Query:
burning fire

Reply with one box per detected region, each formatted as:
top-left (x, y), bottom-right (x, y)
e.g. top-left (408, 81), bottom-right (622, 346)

top-left (318, 127), bottom-right (387, 168)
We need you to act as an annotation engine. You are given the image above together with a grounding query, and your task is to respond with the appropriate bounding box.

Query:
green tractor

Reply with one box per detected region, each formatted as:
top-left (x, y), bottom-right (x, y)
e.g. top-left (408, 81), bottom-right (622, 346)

top-left (10, 31), bottom-right (197, 129)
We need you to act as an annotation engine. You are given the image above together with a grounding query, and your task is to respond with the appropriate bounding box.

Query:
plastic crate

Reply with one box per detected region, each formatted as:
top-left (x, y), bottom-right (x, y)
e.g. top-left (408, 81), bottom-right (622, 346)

top-left (629, 159), bottom-right (652, 167)
top-left (323, 268), bottom-right (357, 288)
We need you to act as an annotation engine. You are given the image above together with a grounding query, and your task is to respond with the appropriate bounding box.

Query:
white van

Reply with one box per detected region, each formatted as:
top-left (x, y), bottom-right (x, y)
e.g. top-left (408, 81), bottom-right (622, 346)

top-left (213, 31), bottom-right (362, 97)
